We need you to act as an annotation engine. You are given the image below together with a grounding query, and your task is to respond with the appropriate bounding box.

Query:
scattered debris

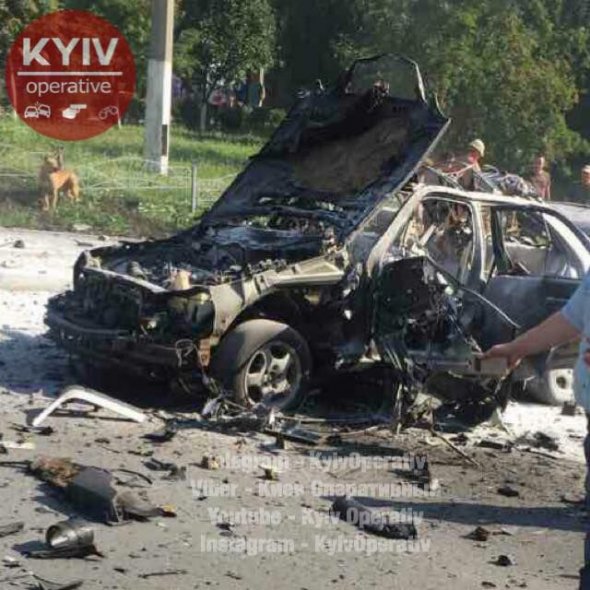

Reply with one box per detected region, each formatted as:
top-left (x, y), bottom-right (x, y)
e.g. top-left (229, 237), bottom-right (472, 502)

top-left (138, 569), bottom-right (188, 579)
top-left (532, 431), bottom-right (559, 452)
top-left (42, 518), bottom-right (101, 559)
top-left (11, 424), bottom-right (53, 436)
top-left (514, 431), bottom-right (560, 453)
top-left (274, 433), bottom-right (287, 449)
top-left (264, 424), bottom-right (323, 446)
top-left (143, 421), bottom-right (178, 443)
top-left (29, 456), bottom-right (173, 524)
top-left (216, 521), bottom-right (235, 536)
top-left (476, 439), bottom-right (512, 452)
top-left (430, 429), bottom-right (481, 468)
top-left (144, 458), bottom-right (186, 481)
top-left (29, 456), bottom-right (81, 488)
top-left (561, 402), bottom-right (577, 416)
top-left (199, 455), bottom-right (220, 470)
top-left (33, 574), bottom-right (84, 590)
top-left (497, 485), bottom-right (520, 498)
top-left (494, 554), bottom-right (516, 567)
top-left (0, 440), bottom-right (36, 451)
top-left (331, 496), bottom-right (417, 539)
top-left (112, 468), bottom-right (153, 488)
top-left (2, 555), bottom-right (20, 568)
top-left (0, 521), bottom-right (24, 538)
top-left (261, 465), bottom-right (279, 481)
top-left (466, 526), bottom-right (491, 542)
top-left (24, 519), bottom-right (103, 559)
top-left (560, 494), bottom-right (584, 506)
top-left (32, 386), bottom-right (146, 428)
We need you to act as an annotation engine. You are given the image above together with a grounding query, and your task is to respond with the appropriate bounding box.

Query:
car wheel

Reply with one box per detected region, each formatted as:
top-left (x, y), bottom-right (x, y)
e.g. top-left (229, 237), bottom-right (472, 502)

top-left (210, 319), bottom-right (311, 411)
top-left (526, 368), bottom-right (574, 406)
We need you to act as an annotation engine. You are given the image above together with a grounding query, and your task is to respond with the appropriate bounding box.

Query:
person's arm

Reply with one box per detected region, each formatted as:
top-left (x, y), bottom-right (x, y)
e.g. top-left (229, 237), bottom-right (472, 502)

top-left (483, 279), bottom-right (587, 367)
top-left (546, 174), bottom-right (551, 201)
top-left (483, 312), bottom-right (580, 368)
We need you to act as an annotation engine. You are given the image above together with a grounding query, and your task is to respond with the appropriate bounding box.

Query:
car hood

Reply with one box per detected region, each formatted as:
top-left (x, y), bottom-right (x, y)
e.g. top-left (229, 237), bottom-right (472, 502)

top-left (198, 54), bottom-right (449, 240)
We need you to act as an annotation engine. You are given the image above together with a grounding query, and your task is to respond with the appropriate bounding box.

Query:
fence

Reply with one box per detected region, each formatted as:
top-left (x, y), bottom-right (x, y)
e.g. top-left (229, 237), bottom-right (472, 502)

top-left (0, 142), bottom-right (237, 218)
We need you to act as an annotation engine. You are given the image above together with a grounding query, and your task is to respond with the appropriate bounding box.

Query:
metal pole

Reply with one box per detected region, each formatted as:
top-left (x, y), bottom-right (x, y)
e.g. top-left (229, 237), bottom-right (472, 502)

top-left (143, 0), bottom-right (174, 175)
top-left (191, 161), bottom-right (198, 213)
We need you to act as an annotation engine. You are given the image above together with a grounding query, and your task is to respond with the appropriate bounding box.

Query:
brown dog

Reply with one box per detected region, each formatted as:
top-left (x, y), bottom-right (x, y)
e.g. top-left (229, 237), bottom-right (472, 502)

top-left (38, 155), bottom-right (80, 211)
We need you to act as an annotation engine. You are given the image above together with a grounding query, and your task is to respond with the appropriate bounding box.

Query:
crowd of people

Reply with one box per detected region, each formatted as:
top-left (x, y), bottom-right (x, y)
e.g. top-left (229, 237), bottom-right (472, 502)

top-left (428, 137), bottom-right (590, 204)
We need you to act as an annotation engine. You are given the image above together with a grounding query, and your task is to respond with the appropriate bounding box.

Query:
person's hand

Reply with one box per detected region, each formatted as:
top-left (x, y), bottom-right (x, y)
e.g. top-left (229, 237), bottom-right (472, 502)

top-left (481, 342), bottom-right (524, 371)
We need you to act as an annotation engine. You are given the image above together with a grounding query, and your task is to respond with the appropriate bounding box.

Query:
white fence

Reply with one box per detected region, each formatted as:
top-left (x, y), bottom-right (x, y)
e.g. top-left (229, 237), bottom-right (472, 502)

top-left (0, 143), bottom-right (236, 214)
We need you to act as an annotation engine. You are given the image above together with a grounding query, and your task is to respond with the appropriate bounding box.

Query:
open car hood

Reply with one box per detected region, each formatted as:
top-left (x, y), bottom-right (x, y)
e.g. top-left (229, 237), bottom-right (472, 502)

top-left (198, 54), bottom-right (449, 241)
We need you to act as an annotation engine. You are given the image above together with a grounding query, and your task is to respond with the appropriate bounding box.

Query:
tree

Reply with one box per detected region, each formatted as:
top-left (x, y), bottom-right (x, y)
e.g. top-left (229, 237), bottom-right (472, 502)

top-left (175, 0), bottom-right (276, 131)
top-left (62, 0), bottom-right (151, 96)
top-left (333, 0), bottom-right (588, 172)
top-left (0, 0), bottom-right (59, 106)
top-left (271, 0), bottom-right (358, 101)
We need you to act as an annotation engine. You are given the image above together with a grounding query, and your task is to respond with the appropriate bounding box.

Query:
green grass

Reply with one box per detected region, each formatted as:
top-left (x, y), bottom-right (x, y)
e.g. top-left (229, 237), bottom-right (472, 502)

top-left (0, 117), bottom-right (262, 236)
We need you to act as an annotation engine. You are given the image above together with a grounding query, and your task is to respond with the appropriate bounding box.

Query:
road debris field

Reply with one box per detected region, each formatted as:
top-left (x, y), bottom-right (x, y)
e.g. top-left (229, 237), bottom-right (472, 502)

top-left (2, 55), bottom-right (590, 589)
top-left (0, 227), bottom-right (588, 590)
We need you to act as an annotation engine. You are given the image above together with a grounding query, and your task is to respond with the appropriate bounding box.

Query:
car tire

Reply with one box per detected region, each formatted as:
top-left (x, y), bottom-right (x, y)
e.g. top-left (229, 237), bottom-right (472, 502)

top-left (526, 368), bottom-right (574, 406)
top-left (210, 319), bottom-right (311, 411)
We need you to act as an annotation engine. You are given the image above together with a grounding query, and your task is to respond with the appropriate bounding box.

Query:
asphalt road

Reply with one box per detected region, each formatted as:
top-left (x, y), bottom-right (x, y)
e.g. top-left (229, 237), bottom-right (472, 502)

top-left (0, 227), bottom-right (587, 590)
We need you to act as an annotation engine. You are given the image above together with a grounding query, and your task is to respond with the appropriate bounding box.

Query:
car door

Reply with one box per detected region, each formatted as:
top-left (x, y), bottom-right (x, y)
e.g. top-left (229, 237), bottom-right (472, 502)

top-left (372, 193), bottom-right (485, 374)
top-left (478, 205), bottom-right (588, 345)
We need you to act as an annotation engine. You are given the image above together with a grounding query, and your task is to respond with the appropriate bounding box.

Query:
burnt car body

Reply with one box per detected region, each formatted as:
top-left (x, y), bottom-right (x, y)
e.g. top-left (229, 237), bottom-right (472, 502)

top-left (46, 55), bottom-right (589, 410)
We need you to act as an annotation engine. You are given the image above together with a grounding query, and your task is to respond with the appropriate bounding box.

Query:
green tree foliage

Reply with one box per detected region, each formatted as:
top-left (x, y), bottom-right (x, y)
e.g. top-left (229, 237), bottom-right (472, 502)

top-left (334, 0), bottom-right (588, 169)
top-left (62, 0), bottom-right (151, 95)
top-left (0, 0), bottom-right (58, 105)
top-left (175, 0), bottom-right (276, 106)
top-left (272, 0), bottom-right (356, 97)
top-left (332, 0), bottom-right (590, 170)
top-left (0, 0), bottom-right (58, 66)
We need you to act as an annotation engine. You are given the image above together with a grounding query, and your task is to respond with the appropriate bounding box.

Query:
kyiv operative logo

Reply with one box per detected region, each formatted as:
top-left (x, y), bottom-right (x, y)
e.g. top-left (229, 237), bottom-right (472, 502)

top-left (5, 10), bottom-right (135, 140)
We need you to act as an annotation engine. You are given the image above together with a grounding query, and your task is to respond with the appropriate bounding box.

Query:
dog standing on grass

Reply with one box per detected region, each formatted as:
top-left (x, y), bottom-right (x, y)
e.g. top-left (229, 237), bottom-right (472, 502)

top-left (38, 152), bottom-right (80, 211)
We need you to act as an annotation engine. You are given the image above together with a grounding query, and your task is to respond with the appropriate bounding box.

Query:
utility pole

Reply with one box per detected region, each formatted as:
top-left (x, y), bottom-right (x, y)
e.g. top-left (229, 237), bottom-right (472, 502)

top-left (144, 0), bottom-right (174, 174)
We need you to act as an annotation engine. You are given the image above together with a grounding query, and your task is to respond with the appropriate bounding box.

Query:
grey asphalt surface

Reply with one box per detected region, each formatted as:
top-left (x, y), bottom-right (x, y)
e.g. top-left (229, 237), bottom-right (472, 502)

top-left (0, 228), bottom-right (586, 590)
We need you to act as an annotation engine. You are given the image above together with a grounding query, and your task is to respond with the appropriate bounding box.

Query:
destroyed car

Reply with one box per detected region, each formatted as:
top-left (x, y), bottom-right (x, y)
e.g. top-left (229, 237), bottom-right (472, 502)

top-left (46, 55), bottom-right (590, 411)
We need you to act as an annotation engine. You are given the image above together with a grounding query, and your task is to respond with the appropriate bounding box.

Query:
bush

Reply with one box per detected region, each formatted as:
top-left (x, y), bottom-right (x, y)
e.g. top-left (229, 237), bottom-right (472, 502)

top-left (245, 107), bottom-right (286, 134)
top-left (124, 96), bottom-right (145, 124)
top-left (218, 105), bottom-right (245, 131)
top-left (177, 97), bottom-right (201, 130)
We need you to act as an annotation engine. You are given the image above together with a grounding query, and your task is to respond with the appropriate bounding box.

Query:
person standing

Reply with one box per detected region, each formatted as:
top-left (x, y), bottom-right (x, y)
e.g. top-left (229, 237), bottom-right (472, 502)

top-left (529, 154), bottom-right (551, 200)
top-left (482, 276), bottom-right (590, 587)
top-left (246, 69), bottom-right (266, 108)
top-left (455, 139), bottom-right (485, 190)
top-left (465, 139), bottom-right (485, 173)
top-left (572, 165), bottom-right (590, 204)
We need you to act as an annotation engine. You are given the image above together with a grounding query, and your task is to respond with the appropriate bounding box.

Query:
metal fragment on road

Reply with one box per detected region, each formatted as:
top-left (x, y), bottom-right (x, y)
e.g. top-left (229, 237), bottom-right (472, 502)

top-left (331, 495), bottom-right (417, 539)
top-left (31, 385), bottom-right (146, 427)
top-left (33, 574), bottom-right (84, 590)
top-left (0, 521), bottom-right (24, 538)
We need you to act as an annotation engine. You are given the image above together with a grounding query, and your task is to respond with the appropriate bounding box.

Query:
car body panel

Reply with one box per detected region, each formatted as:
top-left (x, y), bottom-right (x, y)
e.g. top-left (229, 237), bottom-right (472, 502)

top-left (44, 57), bottom-right (590, 409)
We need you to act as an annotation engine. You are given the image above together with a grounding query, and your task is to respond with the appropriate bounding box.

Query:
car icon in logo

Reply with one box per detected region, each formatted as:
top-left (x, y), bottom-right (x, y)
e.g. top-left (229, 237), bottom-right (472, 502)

top-left (98, 105), bottom-right (120, 120)
top-left (24, 103), bottom-right (51, 119)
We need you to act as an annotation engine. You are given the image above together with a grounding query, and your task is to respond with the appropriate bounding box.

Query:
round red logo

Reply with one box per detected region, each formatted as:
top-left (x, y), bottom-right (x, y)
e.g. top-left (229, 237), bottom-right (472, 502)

top-left (5, 9), bottom-right (136, 141)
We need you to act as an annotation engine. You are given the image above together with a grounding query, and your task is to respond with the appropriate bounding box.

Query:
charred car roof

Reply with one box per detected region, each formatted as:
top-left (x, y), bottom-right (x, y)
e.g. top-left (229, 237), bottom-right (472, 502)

top-left (196, 54), bottom-right (449, 240)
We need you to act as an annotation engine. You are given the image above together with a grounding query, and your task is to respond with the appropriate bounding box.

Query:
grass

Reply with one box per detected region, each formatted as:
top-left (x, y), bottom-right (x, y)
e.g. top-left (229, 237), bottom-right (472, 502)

top-left (0, 117), bottom-right (263, 237)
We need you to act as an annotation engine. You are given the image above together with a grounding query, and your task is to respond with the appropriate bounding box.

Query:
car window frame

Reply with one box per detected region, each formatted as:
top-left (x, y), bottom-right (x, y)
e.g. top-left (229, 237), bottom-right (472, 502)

top-left (487, 204), bottom-right (590, 281)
